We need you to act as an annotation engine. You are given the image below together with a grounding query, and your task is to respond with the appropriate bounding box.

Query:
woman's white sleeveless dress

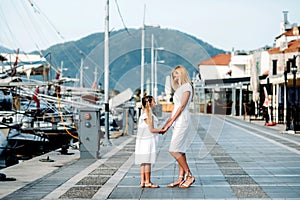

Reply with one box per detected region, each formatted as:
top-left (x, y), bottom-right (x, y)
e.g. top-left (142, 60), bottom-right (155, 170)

top-left (169, 83), bottom-right (193, 153)
top-left (135, 113), bottom-right (159, 164)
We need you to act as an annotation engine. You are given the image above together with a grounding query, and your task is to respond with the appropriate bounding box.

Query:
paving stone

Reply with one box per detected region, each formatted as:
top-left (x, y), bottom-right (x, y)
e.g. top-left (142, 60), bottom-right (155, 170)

top-left (76, 175), bottom-right (110, 185)
top-left (60, 186), bottom-right (100, 199)
top-left (89, 168), bottom-right (116, 176)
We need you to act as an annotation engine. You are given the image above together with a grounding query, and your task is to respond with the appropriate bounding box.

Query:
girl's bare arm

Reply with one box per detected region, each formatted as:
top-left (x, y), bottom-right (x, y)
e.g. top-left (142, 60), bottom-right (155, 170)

top-left (145, 119), bottom-right (165, 134)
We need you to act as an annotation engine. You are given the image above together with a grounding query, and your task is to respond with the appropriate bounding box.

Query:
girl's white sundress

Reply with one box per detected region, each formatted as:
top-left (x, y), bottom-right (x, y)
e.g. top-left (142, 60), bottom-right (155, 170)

top-left (169, 83), bottom-right (193, 153)
top-left (135, 112), bottom-right (159, 164)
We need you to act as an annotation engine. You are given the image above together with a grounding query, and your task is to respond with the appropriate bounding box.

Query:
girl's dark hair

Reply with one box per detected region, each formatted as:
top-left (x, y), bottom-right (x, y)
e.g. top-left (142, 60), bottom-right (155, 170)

top-left (142, 95), bottom-right (153, 108)
top-left (142, 95), bottom-right (154, 125)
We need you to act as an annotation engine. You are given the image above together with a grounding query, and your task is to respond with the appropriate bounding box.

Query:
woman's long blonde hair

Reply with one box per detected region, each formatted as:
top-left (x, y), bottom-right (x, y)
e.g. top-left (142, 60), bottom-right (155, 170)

top-left (142, 95), bottom-right (154, 126)
top-left (171, 65), bottom-right (193, 92)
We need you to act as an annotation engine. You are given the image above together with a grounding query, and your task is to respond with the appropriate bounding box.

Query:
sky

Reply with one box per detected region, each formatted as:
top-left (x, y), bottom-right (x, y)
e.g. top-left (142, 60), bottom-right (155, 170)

top-left (1, 0), bottom-right (300, 53)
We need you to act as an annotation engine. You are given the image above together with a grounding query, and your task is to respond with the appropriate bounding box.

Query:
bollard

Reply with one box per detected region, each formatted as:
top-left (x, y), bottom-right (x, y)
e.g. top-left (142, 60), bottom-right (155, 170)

top-left (122, 102), bottom-right (136, 135)
top-left (78, 108), bottom-right (103, 159)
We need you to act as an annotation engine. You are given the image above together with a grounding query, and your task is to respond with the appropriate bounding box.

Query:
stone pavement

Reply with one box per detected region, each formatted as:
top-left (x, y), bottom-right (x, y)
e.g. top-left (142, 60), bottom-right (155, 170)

top-left (1, 113), bottom-right (300, 199)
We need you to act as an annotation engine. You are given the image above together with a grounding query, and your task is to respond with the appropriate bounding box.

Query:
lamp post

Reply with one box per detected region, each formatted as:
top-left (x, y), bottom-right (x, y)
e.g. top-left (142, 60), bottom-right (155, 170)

top-left (141, 26), bottom-right (160, 97)
top-left (140, 6), bottom-right (160, 99)
top-left (151, 34), bottom-right (154, 96)
top-left (291, 55), bottom-right (298, 132)
top-left (150, 34), bottom-right (164, 96)
top-left (141, 22), bottom-right (145, 100)
top-left (284, 68), bottom-right (290, 130)
top-left (154, 48), bottom-right (164, 100)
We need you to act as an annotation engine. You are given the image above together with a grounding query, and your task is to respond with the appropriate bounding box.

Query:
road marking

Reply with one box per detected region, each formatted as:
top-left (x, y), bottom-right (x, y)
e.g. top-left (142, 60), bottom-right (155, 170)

top-left (42, 137), bottom-right (134, 200)
top-left (225, 118), bottom-right (300, 155)
top-left (226, 118), bottom-right (300, 146)
top-left (92, 154), bottom-right (134, 199)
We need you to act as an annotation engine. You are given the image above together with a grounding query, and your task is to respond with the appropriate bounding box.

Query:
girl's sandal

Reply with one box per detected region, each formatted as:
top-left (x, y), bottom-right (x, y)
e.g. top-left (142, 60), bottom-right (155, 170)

top-left (140, 183), bottom-right (145, 188)
top-left (144, 182), bottom-right (160, 188)
top-left (179, 174), bottom-right (195, 188)
top-left (167, 175), bottom-right (185, 188)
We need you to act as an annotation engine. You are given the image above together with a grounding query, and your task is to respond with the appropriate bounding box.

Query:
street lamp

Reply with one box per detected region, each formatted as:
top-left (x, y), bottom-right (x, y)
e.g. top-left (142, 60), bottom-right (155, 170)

top-left (284, 62), bottom-right (290, 131)
top-left (154, 48), bottom-right (164, 100)
top-left (150, 34), bottom-right (164, 96)
top-left (141, 23), bottom-right (145, 99)
top-left (140, 20), bottom-right (160, 99)
top-left (154, 59), bottom-right (165, 101)
top-left (291, 55), bottom-right (298, 132)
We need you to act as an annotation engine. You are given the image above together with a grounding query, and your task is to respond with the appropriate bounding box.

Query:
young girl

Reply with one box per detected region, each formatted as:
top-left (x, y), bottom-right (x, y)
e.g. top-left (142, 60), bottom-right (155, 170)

top-left (135, 95), bottom-right (165, 188)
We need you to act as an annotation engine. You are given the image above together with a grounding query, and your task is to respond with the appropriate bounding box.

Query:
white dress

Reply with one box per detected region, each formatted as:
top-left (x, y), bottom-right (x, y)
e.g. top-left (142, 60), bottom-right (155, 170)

top-left (169, 83), bottom-right (193, 153)
top-left (135, 112), bottom-right (159, 164)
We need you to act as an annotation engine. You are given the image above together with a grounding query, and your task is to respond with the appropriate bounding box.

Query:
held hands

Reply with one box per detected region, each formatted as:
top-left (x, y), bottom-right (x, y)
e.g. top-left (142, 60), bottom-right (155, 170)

top-left (159, 126), bottom-right (168, 134)
top-left (159, 122), bottom-right (172, 134)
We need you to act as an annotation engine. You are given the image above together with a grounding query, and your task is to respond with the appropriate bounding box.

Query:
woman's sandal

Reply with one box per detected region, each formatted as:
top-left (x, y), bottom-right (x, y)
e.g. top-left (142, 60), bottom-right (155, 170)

top-left (144, 182), bottom-right (160, 188)
top-left (167, 175), bottom-right (185, 188)
top-left (179, 174), bottom-right (195, 188)
top-left (140, 183), bottom-right (145, 188)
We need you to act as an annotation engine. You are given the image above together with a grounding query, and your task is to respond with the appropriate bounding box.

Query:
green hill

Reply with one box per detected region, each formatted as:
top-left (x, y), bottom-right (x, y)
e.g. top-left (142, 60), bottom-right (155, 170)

top-left (36, 28), bottom-right (225, 92)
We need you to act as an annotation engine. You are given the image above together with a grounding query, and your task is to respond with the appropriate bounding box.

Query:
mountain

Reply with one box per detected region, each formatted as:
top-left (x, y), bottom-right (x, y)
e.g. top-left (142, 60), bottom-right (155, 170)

top-left (22, 28), bottom-right (226, 92)
top-left (0, 46), bottom-right (14, 53)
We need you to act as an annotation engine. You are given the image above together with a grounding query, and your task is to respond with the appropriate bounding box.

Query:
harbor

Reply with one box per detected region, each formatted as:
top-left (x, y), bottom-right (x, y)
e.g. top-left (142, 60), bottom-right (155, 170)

top-left (1, 1), bottom-right (300, 199)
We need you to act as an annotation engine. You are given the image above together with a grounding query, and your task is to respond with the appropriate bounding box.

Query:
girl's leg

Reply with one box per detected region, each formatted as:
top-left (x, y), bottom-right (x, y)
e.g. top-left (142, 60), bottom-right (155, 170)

top-left (140, 164), bottom-right (145, 187)
top-left (144, 163), bottom-right (159, 188)
top-left (144, 163), bottom-right (151, 184)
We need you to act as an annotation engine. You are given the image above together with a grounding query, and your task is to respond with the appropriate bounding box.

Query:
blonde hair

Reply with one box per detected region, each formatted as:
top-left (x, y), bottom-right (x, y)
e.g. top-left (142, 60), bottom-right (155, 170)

top-left (171, 65), bottom-right (192, 90)
top-left (142, 95), bottom-right (154, 126)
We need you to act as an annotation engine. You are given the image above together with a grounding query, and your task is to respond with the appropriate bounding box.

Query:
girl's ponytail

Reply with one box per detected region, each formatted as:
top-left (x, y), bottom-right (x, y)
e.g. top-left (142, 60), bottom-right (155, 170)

top-left (142, 96), bottom-right (153, 126)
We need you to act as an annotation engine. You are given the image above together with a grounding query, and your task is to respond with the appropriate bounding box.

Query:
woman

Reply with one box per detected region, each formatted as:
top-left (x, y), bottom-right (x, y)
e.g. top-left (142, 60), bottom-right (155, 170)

top-left (135, 95), bottom-right (165, 188)
top-left (163, 65), bottom-right (195, 188)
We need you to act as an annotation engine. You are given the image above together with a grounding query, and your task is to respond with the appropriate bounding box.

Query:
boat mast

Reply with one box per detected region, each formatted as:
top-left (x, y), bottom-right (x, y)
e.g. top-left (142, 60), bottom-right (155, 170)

top-left (140, 5), bottom-right (146, 99)
top-left (103, 0), bottom-right (111, 145)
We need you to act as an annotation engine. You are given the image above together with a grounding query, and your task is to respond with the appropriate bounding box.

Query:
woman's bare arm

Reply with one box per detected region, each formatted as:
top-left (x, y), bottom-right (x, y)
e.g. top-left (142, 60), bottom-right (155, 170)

top-left (164, 91), bottom-right (190, 129)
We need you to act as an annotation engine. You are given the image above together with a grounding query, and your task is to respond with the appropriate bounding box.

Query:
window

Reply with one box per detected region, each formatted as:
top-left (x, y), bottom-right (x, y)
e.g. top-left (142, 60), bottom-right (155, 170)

top-left (272, 60), bottom-right (277, 75)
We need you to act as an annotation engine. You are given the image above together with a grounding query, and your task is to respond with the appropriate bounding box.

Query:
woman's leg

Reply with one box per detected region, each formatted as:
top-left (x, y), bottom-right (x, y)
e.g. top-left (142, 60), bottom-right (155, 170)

top-left (167, 152), bottom-right (186, 187)
top-left (167, 165), bottom-right (185, 187)
top-left (170, 152), bottom-right (190, 174)
top-left (177, 164), bottom-right (185, 178)
top-left (170, 151), bottom-right (195, 188)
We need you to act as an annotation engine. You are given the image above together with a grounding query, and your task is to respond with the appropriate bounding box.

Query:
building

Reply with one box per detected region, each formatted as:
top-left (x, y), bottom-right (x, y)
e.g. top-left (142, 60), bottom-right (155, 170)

top-left (194, 52), bottom-right (253, 116)
top-left (267, 19), bottom-right (300, 129)
top-left (194, 11), bottom-right (300, 132)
